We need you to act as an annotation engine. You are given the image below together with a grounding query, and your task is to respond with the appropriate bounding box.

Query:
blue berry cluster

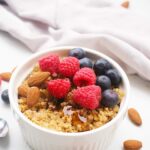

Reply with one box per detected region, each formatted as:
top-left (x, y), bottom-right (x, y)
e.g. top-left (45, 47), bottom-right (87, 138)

top-left (69, 48), bottom-right (122, 107)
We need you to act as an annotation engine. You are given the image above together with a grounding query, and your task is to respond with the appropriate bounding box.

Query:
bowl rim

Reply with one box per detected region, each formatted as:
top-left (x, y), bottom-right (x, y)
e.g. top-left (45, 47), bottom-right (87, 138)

top-left (9, 46), bottom-right (130, 137)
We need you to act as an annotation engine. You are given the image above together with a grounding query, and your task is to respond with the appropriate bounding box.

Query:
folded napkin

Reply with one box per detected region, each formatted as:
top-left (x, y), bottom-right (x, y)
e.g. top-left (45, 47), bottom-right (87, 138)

top-left (0, 0), bottom-right (150, 80)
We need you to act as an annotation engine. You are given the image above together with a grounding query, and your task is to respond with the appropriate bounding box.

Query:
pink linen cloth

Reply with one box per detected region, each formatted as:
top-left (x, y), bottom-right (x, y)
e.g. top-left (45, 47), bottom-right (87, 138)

top-left (0, 0), bottom-right (150, 80)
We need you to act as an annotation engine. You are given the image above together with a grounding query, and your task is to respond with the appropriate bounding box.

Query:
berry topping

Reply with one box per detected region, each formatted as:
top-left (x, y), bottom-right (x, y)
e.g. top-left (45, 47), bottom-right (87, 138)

top-left (73, 68), bottom-right (96, 87)
top-left (47, 79), bottom-right (71, 99)
top-left (59, 57), bottom-right (80, 78)
top-left (69, 48), bottom-right (86, 59)
top-left (96, 75), bottom-right (111, 91)
top-left (101, 89), bottom-right (118, 107)
top-left (39, 54), bottom-right (60, 75)
top-left (94, 58), bottom-right (112, 75)
top-left (72, 85), bottom-right (101, 110)
top-left (79, 57), bottom-right (93, 68)
top-left (106, 69), bottom-right (121, 87)
top-left (1, 89), bottom-right (9, 104)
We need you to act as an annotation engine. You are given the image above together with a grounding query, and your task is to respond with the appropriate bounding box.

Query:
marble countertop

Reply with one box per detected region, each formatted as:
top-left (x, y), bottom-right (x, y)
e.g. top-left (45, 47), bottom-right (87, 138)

top-left (0, 1), bottom-right (150, 149)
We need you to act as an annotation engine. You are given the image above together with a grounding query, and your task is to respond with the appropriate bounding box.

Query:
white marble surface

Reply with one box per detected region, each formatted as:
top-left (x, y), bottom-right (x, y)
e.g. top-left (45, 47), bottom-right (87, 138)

top-left (0, 1), bottom-right (150, 150)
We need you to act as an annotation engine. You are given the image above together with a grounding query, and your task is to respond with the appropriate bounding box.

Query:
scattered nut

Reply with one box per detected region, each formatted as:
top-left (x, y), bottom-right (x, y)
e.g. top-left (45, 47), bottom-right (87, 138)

top-left (0, 72), bottom-right (12, 81)
top-left (121, 1), bottom-right (129, 8)
top-left (128, 108), bottom-right (142, 126)
top-left (123, 139), bottom-right (142, 150)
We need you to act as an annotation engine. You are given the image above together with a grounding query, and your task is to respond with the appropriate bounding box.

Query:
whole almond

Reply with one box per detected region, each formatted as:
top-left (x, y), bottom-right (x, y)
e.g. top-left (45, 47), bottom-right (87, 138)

top-left (0, 72), bottom-right (12, 81)
top-left (123, 140), bottom-right (142, 150)
top-left (18, 84), bottom-right (29, 97)
top-left (27, 87), bottom-right (40, 107)
top-left (128, 108), bottom-right (142, 126)
top-left (27, 72), bottom-right (50, 86)
top-left (121, 1), bottom-right (129, 8)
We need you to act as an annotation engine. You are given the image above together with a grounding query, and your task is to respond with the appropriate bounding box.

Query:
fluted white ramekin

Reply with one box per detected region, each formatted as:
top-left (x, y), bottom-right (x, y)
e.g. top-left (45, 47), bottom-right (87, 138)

top-left (9, 46), bottom-right (130, 150)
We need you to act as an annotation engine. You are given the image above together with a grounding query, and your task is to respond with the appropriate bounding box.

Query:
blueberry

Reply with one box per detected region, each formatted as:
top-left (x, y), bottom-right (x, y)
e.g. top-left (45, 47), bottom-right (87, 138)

top-left (69, 48), bottom-right (86, 59)
top-left (101, 89), bottom-right (118, 107)
top-left (106, 69), bottom-right (121, 87)
top-left (1, 89), bottom-right (9, 104)
top-left (96, 75), bottom-right (111, 91)
top-left (79, 57), bottom-right (93, 68)
top-left (94, 58), bottom-right (112, 75)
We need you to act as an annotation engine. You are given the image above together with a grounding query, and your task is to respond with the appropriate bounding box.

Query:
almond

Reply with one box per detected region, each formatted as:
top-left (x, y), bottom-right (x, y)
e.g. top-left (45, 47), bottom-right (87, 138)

top-left (18, 84), bottom-right (29, 97)
top-left (128, 108), bottom-right (142, 126)
top-left (27, 87), bottom-right (40, 107)
top-left (0, 72), bottom-right (12, 81)
top-left (123, 140), bottom-right (142, 150)
top-left (121, 1), bottom-right (129, 8)
top-left (27, 72), bottom-right (50, 86)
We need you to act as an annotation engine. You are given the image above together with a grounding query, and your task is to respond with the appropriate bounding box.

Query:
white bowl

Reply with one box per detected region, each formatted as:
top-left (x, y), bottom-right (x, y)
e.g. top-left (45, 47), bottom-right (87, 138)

top-left (9, 46), bottom-right (130, 150)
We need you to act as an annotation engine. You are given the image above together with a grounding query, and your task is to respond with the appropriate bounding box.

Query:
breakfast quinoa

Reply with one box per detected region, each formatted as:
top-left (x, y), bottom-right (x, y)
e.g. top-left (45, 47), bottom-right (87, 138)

top-left (18, 48), bottom-right (124, 133)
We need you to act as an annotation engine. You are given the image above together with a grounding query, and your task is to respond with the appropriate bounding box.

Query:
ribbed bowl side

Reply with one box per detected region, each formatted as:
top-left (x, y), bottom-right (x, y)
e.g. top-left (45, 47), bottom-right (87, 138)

top-left (18, 115), bottom-right (122, 150)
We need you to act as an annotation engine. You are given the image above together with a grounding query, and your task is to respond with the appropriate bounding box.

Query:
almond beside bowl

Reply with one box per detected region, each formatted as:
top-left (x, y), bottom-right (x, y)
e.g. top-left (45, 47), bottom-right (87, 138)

top-left (9, 46), bottom-right (130, 150)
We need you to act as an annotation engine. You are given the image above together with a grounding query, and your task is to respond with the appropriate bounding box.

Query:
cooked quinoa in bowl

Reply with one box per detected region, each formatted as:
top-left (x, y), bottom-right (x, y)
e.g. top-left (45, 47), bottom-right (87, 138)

top-left (9, 46), bottom-right (130, 150)
top-left (17, 48), bottom-right (124, 133)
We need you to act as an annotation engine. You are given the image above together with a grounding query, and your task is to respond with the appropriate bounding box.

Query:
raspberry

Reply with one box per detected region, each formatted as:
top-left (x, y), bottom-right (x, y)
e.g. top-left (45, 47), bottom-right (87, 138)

top-left (59, 57), bottom-right (80, 78)
top-left (73, 67), bottom-right (96, 87)
top-left (39, 54), bottom-right (60, 75)
top-left (72, 85), bottom-right (101, 110)
top-left (47, 79), bottom-right (71, 99)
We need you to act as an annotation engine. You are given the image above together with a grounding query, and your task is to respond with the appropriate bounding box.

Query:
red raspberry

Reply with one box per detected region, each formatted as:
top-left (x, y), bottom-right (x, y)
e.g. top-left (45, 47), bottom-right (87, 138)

top-left (73, 67), bottom-right (96, 87)
top-left (72, 85), bottom-right (101, 110)
top-left (59, 57), bottom-right (80, 78)
top-left (39, 54), bottom-right (60, 75)
top-left (47, 79), bottom-right (71, 99)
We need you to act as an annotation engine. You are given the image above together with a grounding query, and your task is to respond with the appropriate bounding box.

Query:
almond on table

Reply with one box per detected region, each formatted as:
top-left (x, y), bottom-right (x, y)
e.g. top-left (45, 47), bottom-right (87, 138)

top-left (0, 72), bottom-right (12, 81)
top-left (121, 1), bottom-right (129, 8)
top-left (123, 139), bottom-right (142, 150)
top-left (128, 108), bottom-right (142, 126)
